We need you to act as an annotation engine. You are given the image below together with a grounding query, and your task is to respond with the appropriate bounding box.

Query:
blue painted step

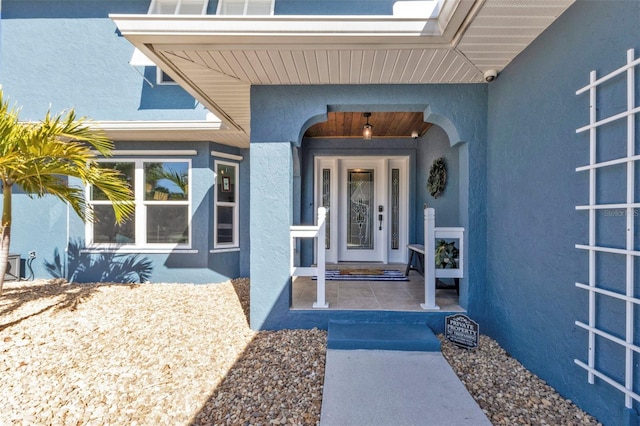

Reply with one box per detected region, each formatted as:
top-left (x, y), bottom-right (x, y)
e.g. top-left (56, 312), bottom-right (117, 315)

top-left (327, 320), bottom-right (441, 352)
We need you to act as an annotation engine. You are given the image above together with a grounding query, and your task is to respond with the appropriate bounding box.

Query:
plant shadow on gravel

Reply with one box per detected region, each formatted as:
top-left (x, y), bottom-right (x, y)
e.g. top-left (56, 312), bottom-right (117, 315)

top-left (0, 280), bottom-right (138, 332)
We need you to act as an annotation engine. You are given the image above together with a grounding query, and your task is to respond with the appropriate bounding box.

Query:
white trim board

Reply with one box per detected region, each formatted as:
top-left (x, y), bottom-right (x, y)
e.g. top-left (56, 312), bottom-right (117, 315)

top-left (211, 150), bottom-right (243, 161)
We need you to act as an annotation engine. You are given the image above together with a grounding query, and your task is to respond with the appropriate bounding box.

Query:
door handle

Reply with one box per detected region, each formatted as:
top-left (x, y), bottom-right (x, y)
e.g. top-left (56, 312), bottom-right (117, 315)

top-left (378, 214), bottom-right (383, 230)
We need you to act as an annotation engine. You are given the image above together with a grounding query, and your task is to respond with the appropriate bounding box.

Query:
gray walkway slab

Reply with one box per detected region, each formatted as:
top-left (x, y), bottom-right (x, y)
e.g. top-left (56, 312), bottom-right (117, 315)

top-left (320, 349), bottom-right (492, 426)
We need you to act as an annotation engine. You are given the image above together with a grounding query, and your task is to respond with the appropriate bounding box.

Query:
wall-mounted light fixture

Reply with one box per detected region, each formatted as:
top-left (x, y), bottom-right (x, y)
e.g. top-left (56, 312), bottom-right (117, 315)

top-left (362, 112), bottom-right (373, 140)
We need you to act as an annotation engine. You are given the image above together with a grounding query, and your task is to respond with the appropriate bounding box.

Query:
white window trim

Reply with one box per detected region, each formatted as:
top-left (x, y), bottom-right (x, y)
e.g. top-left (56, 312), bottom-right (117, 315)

top-left (209, 247), bottom-right (240, 254)
top-left (216, 0), bottom-right (275, 15)
top-left (149, 0), bottom-right (209, 15)
top-left (210, 150), bottom-right (243, 161)
top-left (82, 248), bottom-right (199, 254)
top-left (86, 158), bottom-right (192, 251)
top-left (91, 150), bottom-right (197, 156)
top-left (156, 68), bottom-right (178, 85)
top-left (213, 159), bottom-right (240, 250)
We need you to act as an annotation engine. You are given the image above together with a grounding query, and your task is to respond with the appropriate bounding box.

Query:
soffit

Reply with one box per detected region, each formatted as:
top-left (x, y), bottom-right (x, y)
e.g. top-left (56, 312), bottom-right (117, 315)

top-left (457, 0), bottom-right (575, 71)
top-left (111, 0), bottom-right (574, 148)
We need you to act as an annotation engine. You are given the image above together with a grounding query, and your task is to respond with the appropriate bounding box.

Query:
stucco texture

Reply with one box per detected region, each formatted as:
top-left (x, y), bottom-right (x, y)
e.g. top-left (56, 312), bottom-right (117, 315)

top-left (484, 1), bottom-right (640, 424)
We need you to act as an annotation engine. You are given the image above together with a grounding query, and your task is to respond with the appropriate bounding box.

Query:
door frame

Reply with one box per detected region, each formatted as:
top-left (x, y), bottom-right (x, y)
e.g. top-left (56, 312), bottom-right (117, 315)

top-left (314, 155), bottom-right (409, 264)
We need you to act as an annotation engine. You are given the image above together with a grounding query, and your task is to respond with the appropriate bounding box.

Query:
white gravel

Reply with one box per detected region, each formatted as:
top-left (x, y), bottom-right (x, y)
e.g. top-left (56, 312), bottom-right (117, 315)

top-left (0, 278), bottom-right (599, 425)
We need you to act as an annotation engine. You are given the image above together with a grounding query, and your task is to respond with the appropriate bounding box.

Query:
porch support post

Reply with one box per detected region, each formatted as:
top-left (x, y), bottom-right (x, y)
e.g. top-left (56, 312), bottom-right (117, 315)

top-left (421, 207), bottom-right (440, 310)
top-left (313, 207), bottom-right (328, 308)
top-left (250, 142), bottom-right (294, 329)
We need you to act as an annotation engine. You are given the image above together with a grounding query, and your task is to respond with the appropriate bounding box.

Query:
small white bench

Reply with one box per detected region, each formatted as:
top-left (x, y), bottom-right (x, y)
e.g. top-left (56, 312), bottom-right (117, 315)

top-left (405, 243), bottom-right (459, 295)
top-left (405, 243), bottom-right (426, 275)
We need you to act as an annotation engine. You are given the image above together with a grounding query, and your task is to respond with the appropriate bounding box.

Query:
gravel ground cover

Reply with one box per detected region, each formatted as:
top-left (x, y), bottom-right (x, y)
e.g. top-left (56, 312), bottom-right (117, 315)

top-left (1, 278), bottom-right (600, 425)
top-left (440, 336), bottom-right (601, 426)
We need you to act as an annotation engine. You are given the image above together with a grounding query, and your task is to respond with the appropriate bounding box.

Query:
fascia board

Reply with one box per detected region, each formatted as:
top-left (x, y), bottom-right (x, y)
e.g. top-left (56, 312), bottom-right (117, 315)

top-left (96, 120), bottom-right (225, 131)
top-left (110, 15), bottom-right (458, 48)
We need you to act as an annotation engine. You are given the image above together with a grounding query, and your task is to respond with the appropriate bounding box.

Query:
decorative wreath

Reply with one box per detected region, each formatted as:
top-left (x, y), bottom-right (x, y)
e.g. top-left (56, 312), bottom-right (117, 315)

top-left (427, 157), bottom-right (447, 198)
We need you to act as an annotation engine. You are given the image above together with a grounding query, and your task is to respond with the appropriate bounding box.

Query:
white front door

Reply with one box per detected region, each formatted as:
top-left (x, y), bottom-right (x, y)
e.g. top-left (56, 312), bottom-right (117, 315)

top-left (338, 159), bottom-right (385, 262)
top-left (315, 156), bottom-right (408, 264)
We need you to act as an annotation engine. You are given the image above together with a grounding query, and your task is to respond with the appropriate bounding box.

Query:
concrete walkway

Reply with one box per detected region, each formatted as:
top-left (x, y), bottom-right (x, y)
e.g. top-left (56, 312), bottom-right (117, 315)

top-left (319, 349), bottom-right (492, 426)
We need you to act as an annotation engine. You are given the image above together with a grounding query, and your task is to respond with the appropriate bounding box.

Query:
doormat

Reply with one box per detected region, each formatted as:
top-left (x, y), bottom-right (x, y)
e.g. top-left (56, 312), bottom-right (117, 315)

top-left (314, 269), bottom-right (409, 281)
top-left (340, 269), bottom-right (384, 275)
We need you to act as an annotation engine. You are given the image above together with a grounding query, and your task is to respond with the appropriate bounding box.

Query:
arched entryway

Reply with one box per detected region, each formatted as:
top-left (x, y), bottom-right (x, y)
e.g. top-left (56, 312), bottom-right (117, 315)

top-left (248, 84), bottom-right (484, 329)
top-left (291, 110), bottom-right (464, 311)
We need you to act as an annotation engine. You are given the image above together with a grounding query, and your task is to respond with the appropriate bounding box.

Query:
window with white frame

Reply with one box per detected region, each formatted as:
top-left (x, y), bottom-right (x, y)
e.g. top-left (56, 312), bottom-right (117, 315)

top-left (149, 0), bottom-right (209, 14)
top-left (214, 160), bottom-right (239, 248)
top-left (156, 69), bottom-right (177, 85)
top-left (217, 0), bottom-right (274, 15)
top-left (131, 0), bottom-right (209, 84)
top-left (88, 159), bottom-right (191, 248)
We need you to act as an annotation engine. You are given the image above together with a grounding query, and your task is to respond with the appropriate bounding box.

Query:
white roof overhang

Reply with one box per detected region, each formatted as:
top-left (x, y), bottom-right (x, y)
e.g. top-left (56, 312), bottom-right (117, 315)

top-left (95, 120), bottom-right (247, 148)
top-left (111, 0), bottom-right (575, 148)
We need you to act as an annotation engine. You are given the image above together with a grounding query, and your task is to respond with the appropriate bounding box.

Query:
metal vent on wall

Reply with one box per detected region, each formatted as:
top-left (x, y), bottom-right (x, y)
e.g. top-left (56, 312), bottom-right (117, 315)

top-left (5, 254), bottom-right (20, 281)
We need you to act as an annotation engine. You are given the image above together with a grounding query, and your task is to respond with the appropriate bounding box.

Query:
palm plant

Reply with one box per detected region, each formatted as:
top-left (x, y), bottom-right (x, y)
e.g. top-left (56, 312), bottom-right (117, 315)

top-left (160, 168), bottom-right (188, 198)
top-left (0, 89), bottom-right (134, 294)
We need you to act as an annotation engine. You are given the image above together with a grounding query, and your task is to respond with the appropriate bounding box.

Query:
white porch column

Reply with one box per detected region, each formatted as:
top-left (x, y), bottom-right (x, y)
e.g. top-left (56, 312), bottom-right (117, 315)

top-left (313, 207), bottom-right (328, 308)
top-left (421, 207), bottom-right (440, 310)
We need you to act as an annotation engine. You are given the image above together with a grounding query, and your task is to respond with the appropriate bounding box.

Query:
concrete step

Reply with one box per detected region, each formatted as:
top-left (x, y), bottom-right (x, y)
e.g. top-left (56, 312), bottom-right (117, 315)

top-left (327, 320), bottom-right (441, 351)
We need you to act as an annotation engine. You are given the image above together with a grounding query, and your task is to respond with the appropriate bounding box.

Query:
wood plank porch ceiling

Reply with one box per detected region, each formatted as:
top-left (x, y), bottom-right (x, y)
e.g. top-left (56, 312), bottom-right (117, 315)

top-left (304, 112), bottom-right (432, 139)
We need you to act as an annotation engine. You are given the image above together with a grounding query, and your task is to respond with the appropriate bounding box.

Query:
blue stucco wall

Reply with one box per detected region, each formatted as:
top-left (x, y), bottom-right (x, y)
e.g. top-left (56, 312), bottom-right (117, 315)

top-left (1, 1), bottom-right (251, 284)
top-left (484, 1), bottom-right (640, 424)
top-left (250, 84), bottom-right (487, 329)
top-left (415, 125), bottom-right (461, 230)
top-left (0, 0), bottom-right (210, 121)
top-left (8, 141), bottom-right (247, 284)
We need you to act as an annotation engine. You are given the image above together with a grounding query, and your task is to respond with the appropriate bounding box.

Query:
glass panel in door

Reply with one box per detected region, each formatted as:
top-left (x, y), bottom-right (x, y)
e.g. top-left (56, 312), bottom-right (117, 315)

top-left (347, 169), bottom-right (374, 250)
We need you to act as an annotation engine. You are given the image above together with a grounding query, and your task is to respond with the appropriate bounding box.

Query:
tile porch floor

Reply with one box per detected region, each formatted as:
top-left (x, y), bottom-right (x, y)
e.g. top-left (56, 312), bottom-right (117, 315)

top-left (291, 264), bottom-right (464, 312)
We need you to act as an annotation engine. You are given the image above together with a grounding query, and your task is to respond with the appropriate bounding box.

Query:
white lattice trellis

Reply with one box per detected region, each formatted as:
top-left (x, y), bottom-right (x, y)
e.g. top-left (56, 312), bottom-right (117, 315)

top-left (575, 48), bottom-right (640, 408)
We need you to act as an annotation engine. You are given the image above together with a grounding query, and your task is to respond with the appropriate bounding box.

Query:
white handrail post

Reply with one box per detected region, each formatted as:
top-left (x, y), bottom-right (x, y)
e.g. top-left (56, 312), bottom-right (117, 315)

top-left (290, 226), bottom-right (295, 275)
top-left (421, 207), bottom-right (440, 310)
top-left (313, 207), bottom-right (329, 308)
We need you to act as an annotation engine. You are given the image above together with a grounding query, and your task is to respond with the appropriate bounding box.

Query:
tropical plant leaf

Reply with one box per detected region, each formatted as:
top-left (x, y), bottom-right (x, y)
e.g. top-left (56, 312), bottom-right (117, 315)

top-left (43, 247), bottom-right (64, 279)
top-left (0, 89), bottom-right (135, 293)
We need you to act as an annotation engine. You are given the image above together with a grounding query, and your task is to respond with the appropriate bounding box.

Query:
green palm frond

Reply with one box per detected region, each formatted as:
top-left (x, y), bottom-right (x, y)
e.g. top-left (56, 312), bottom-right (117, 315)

top-left (0, 89), bottom-right (133, 224)
top-left (160, 168), bottom-right (189, 196)
top-left (0, 89), bottom-right (134, 293)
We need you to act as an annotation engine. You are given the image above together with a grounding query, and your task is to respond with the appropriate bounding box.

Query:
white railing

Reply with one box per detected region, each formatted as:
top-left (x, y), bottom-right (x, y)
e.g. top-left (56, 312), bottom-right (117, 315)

top-left (575, 48), bottom-right (640, 408)
top-left (421, 207), bottom-right (464, 310)
top-left (290, 207), bottom-right (328, 308)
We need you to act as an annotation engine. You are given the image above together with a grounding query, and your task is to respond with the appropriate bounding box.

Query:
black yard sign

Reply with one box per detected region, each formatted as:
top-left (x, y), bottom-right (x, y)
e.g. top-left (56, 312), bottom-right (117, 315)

top-left (445, 314), bottom-right (479, 349)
